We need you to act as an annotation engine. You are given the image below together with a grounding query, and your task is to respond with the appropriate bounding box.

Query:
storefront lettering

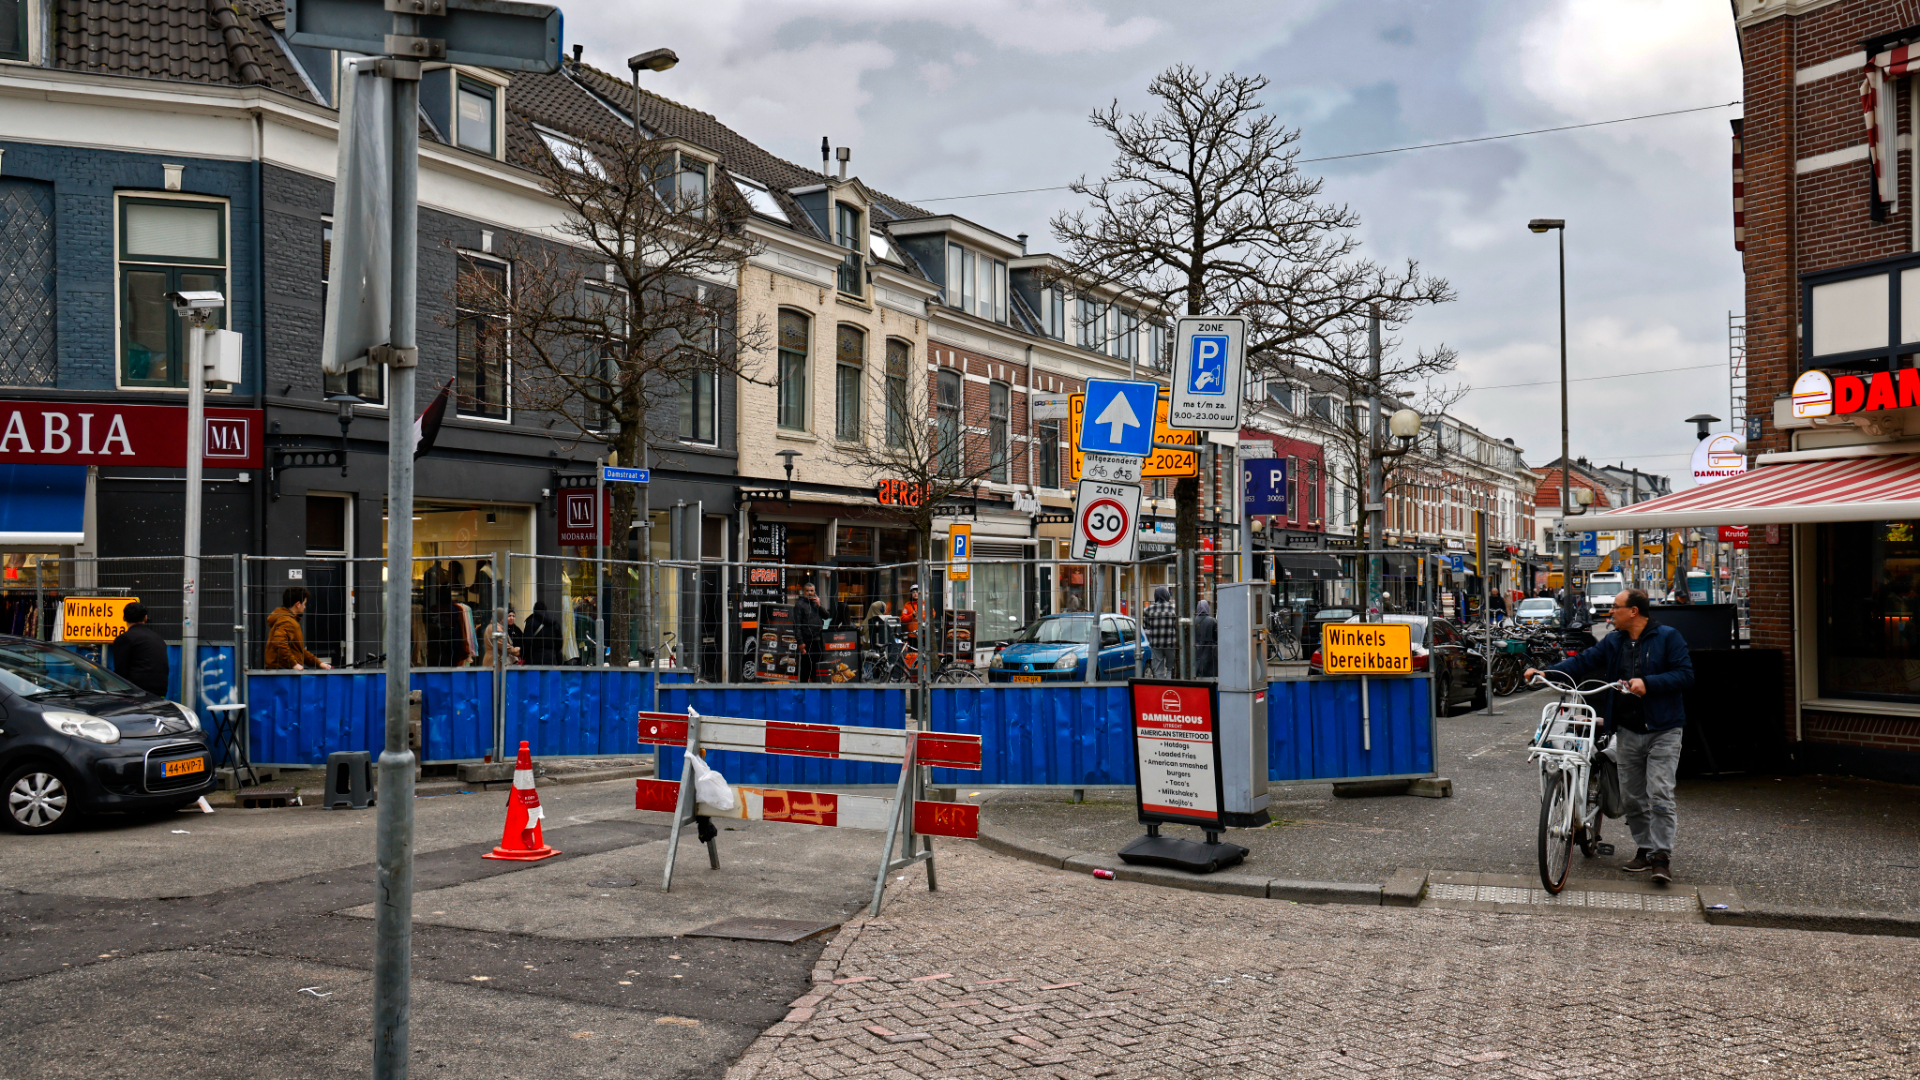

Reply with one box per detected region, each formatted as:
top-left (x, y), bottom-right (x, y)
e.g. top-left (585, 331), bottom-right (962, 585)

top-left (875, 479), bottom-right (929, 507)
top-left (0, 402), bottom-right (260, 467)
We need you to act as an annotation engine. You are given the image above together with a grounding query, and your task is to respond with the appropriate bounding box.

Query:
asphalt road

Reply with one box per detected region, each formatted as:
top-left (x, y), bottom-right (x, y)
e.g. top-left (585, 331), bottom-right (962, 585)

top-left (0, 777), bottom-right (897, 1080)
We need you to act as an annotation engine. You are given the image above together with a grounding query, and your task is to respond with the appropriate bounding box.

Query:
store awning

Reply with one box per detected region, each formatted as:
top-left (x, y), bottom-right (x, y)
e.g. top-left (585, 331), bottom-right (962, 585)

top-left (1271, 551), bottom-right (1343, 580)
top-left (0, 465), bottom-right (85, 546)
top-left (1575, 452), bottom-right (1920, 530)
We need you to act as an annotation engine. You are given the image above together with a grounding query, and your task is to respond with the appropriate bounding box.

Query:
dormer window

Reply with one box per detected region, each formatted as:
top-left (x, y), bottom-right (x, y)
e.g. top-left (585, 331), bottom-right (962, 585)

top-left (456, 76), bottom-right (498, 156)
top-left (536, 128), bottom-right (606, 178)
top-left (651, 144), bottom-right (716, 217)
top-left (731, 174), bottom-right (782, 218)
top-left (836, 202), bottom-right (864, 296)
top-left (1, 0), bottom-right (30, 62)
top-left (945, 242), bottom-right (1006, 323)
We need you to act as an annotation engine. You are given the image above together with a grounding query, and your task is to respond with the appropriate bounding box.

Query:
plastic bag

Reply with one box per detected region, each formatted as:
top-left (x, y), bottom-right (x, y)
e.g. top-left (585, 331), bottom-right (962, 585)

top-left (1592, 745), bottom-right (1626, 820)
top-left (688, 754), bottom-right (736, 811)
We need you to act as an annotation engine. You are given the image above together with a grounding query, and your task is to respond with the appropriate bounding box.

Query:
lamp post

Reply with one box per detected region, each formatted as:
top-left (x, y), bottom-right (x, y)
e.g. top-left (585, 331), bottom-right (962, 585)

top-left (1528, 217), bottom-right (1572, 631)
top-left (625, 45), bottom-right (676, 663)
top-left (166, 289), bottom-right (225, 711)
top-left (1366, 405), bottom-right (1422, 619)
top-left (628, 47), bottom-right (679, 148)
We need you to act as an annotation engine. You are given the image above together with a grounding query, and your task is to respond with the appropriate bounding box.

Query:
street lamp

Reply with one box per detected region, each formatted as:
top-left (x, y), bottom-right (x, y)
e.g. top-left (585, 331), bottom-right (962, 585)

top-left (327, 392), bottom-right (364, 477)
top-left (775, 448), bottom-right (801, 504)
top-left (167, 288), bottom-right (225, 712)
top-left (628, 48), bottom-right (679, 147)
top-left (1686, 413), bottom-right (1721, 441)
top-left (1528, 217), bottom-right (1572, 631)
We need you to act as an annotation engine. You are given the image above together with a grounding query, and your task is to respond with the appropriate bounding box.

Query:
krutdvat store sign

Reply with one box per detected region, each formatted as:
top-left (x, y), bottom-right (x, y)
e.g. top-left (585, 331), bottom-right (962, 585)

top-left (0, 402), bottom-right (263, 468)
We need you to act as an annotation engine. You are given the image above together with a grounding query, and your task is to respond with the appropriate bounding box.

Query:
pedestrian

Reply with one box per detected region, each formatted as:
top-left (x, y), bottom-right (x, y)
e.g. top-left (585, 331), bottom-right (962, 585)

top-left (899, 584), bottom-right (922, 645)
top-left (573, 596), bottom-right (599, 664)
top-left (108, 601), bottom-right (172, 697)
top-left (265, 587), bottom-right (331, 670)
top-left (1142, 586), bottom-right (1177, 677)
top-left (482, 610), bottom-right (521, 667)
top-left (793, 581), bottom-right (831, 682)
top-left (520, 599), bottom-right (562, 665)
top-left (1526, 588), bottom-right (1694, 884)
top-left (1193, 599), bottom-right (1218, 678)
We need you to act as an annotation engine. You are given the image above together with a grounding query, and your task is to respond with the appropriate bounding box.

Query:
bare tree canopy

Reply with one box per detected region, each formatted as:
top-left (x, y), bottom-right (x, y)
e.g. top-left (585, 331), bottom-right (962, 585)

top-left (457, 129), bottom-right (770, 659)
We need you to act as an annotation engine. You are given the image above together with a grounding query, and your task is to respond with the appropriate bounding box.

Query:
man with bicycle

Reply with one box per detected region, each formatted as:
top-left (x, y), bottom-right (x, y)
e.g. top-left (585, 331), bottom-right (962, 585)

top-left (1526, 588), bottom-right (1693, 884)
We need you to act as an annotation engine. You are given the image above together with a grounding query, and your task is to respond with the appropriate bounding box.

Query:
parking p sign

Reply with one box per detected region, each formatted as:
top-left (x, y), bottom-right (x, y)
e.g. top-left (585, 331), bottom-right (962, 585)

top-left (1169, 316), bottom-right (1246, 430)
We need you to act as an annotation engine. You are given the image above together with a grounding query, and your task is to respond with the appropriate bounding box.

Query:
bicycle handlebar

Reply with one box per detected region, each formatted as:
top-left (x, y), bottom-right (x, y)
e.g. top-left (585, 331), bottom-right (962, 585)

top-left (1526, 671), bottom-right (1623, 696)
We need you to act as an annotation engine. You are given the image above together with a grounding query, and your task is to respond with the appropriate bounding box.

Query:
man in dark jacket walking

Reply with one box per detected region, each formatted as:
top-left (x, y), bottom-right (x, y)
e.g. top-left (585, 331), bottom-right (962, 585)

top-left (109, 602), bottom-right (172, 698)
top-left (793, 582), bottom-right (831, 683)
top-left (1141, 586), bottom-right (1177, 677)
top-left (1528, 588), bottom-right (1694, 883)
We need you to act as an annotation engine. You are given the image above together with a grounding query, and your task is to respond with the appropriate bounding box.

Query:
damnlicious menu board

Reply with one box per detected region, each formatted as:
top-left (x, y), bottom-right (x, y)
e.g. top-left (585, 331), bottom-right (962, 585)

top-left (752, 604), bottom-right (802, 683)
top-left (1127, 680), bottom-right (1224, 828)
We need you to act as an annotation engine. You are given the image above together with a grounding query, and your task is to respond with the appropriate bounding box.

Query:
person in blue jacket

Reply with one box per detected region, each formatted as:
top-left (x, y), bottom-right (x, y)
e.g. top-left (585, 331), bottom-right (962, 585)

top-left (1526, 588), bottom-right (1694, 884)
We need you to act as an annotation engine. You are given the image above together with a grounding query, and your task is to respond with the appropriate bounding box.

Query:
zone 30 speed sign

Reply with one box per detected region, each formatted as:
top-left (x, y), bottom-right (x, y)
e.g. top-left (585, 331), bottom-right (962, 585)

top-left (1074, 479), bottom-right (1141, 563)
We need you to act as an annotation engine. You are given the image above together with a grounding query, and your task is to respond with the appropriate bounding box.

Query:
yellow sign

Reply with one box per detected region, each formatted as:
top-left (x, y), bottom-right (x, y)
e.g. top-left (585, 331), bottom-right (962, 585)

top-left (1320, 622), bottom-right (1413, 675)
top-left (948, 523), bottom-right (971, 581)
top-left (1068, 392), bottom-right (1199, 482)
top-left (61, 596), bottom-right (140, 643)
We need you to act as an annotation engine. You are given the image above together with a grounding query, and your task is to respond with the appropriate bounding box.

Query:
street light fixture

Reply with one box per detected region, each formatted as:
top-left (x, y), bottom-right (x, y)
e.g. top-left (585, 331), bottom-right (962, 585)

top-left (327, 392), bottom-right (365, 477)
top-left (775, 449), bottom-right (801, 504)
top-left (628, 48), bottom-right (679, 150)
top-left (1686, 413), bottom-right (1721, 441)
top-left (1528, 217), bottom-right (1574, 632)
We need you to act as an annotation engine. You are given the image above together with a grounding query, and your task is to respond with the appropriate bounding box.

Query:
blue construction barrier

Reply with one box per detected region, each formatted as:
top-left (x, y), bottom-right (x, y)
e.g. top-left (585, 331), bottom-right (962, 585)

top-left (930, 683), bottom-right (1134, 788)
top-left (160, 644), bottom-right (239, 709)
top-left (503, 667), bottom-right (656, 758)
top-left (248, 669), bottom-right (498, 766)
top-left (1268, 674), bottom-right (1434, 783)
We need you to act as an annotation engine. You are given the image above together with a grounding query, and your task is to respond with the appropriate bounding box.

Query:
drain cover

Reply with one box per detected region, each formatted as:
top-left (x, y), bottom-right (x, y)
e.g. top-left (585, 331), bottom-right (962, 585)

top-left (684, 917), bottom-right (840, 944)
top-left (588, 878), bottom-right (638, 889)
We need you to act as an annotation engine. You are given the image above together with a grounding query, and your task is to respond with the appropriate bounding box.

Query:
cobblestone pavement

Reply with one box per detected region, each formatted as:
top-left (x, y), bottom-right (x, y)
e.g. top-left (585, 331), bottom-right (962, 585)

top-left (726, 845), bottom-right (1919, 1079)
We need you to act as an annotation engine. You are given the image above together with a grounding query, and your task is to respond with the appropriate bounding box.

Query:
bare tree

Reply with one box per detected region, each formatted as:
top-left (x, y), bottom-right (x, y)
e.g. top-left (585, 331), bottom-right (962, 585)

top-left (1050, 65), bottom-right (1457, 568)
top-left (457, 131), bottom-right (769, 661)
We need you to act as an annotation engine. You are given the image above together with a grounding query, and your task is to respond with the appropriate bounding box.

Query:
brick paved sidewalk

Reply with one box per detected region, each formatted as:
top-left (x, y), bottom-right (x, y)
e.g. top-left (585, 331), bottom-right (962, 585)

top-left (726, 845), bottom-right (1918, 1079)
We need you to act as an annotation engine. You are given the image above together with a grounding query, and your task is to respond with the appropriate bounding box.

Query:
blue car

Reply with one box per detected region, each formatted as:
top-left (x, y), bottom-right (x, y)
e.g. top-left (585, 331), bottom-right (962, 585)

top-left (987, 614), bottom-right (1149, 683)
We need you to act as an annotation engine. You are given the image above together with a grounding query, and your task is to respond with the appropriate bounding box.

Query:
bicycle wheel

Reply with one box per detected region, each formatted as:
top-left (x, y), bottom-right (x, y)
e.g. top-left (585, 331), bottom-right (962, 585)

top-left (935, 664), bottom-right (984, 685)
top-left (1537, 770), bottom-right (1575, 894)
top-left (1490, 655), bottom-right (1522, 697)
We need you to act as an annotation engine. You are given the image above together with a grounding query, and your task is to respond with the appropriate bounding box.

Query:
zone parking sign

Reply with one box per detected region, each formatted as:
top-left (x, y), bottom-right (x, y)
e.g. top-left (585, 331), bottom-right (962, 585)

top-left (1169, 316), bottom-right (1246, 430)
top-left (1074, 479), bottom-right (1142, 563)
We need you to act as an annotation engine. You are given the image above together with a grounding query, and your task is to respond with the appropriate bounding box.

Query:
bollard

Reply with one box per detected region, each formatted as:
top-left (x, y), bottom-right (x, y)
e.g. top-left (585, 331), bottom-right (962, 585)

top-left (326, 750), bottom-right (375, 810)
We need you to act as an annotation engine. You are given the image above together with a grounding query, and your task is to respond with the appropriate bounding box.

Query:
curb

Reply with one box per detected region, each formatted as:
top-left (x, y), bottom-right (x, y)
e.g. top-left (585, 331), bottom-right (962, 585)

top-left (1697, 886), bottom-right (1920, 938)
top-left (209, 763), bottom-right (655, 808)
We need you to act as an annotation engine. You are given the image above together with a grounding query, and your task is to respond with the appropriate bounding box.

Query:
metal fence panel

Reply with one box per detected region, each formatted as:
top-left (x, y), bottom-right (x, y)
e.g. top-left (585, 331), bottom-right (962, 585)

top-left (1268, 674), bottom-right (1434, 783)
top-left (68, 556), bottom-right (237, 643)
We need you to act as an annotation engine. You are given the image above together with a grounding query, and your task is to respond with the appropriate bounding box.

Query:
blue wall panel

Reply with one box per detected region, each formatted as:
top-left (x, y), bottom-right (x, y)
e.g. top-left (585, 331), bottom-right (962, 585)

top-left (502, 668), bottom-right (657, 757)
top-left (161, 645), bottom-right (237, 709)
top-left (248, 669), bottom-right (494, 765)
top-left (653, 685), bottom-right (909, 787)
top-left (1268, 674), bottom-right (1433, 782)
top-left (930, 685), bottom-right (1133, 787)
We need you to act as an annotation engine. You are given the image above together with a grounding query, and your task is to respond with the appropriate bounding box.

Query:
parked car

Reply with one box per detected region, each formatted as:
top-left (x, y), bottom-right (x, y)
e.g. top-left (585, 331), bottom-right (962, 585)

top-left (1513, 598), bottom-right (1560, 626)
top-left (0, 636), bottom-right (216, 833)
top-left (1308, 615), bottom-right (1489, 716)
top-left (1304, 607), bottom-right (1356, 650)
top-left (988, 614), bottom-right (1149, 682)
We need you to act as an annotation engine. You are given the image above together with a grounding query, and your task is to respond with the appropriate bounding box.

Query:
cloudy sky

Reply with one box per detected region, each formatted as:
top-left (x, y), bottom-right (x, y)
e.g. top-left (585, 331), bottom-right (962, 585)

top-left (572, 0), bottom-right (1744, 488)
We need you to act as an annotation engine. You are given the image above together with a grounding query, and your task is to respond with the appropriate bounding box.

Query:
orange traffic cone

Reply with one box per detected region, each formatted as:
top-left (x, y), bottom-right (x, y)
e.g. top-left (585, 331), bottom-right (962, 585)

top-left (483, 742), bottom-right (559, 861)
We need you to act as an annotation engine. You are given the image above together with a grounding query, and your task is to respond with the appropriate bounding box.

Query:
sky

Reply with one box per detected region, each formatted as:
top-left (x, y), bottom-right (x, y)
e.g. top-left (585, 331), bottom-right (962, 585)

top-left (569, 0), bottom-right (1746, 489)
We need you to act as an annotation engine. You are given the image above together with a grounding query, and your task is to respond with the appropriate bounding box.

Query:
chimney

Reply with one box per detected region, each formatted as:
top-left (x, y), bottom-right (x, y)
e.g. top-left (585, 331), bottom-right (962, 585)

top-left (1017, 233), bottom-right (1028, 254)
top-left (821, 137), bottom-right (830, 172)
top-left (571, 44), bottom-right (583, 65)
top-left (836, 146), bottom-right (850, 179)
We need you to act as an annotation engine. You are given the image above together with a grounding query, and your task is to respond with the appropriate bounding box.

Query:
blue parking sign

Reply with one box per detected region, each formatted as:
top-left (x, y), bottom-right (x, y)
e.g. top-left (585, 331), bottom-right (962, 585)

top-left (1186, 335), bottom-right (1229, 396)
top-left (1242, 458), bottom-right (1288, 515)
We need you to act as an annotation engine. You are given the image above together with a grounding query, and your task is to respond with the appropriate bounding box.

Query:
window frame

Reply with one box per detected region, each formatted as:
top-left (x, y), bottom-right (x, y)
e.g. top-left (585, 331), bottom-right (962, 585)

top-left (835, 203), bottom-right (865, 297)
top-left (1, 0), bottom-right (29, 63)
top-left (884, 338), bottom-right (911, 448)
top-left (1037, 417), bottom-right (1060, 489)
top-left (936, 368), bottom-right (962, 477)
top-left (115, 193), bottom-right (230, 391)
top-left (777, 308), bottom-right (810, 431)
top-left (835, 322), bottom-right (865, 441)
top-left (455, 75), bottom-right (500, 158)
top-left (454, 252), bottom-right (512, 422)
top-left (678, 322), bottom-right (719, 446)
top-left (988, 380), bottom-right (1010, 483)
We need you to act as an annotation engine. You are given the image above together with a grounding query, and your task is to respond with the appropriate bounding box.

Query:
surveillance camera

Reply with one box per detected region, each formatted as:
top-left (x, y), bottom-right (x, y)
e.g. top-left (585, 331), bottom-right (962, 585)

top-left (167, 290), bottom-right (226, 312)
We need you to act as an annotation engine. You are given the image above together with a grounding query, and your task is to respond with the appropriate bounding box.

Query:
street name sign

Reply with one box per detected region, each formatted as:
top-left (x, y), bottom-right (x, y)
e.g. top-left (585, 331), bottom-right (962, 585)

top-left (1077, 379), bottom-right (1159, 457)
top-left (602, 466), bottom-right (650, 484)
top-left (1169, 315), bottom-right (1246, 430)
top-left (1128, 681), bottom-right (1224, 829)
top-left (287, 0), bottom-right (563, 72)
top-left (1320, 622), bottom-right (1413, 675)
top-left (1074, 479), bottom-right (1142, 562)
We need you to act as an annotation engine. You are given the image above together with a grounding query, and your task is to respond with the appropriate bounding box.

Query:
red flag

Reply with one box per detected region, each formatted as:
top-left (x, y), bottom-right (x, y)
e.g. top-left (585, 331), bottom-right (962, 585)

top-left (414, 378), bottom-right (451, 458)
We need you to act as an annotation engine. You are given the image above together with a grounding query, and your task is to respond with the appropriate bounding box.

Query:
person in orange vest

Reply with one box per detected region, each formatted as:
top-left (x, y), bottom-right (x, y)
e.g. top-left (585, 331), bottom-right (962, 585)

top-left (899, 584), bottom-right (922, 639)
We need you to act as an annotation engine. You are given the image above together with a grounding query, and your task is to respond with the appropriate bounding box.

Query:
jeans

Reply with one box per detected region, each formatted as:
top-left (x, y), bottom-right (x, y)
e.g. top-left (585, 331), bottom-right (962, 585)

top-left (1615, 726), bottom-right (1682, 855)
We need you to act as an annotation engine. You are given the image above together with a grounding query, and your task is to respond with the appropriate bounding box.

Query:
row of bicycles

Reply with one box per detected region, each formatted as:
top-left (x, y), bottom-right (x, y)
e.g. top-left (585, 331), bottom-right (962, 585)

top-left (1463, 620), bottom-right (1596, 698)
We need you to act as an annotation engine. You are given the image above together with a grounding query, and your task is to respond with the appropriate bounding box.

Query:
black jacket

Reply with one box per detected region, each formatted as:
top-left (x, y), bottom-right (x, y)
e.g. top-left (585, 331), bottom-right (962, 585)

top-left (1547, 620), bottom-right (1694, 732)
top-left (110, 623), bottom-right (172, 698)
top-left (520, 606), bottom-right (562, 666)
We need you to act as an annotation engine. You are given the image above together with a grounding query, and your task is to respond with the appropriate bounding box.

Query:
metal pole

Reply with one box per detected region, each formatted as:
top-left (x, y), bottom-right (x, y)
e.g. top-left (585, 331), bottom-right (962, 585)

top-left (1556, 228), bottom-right (1571, 635)
top-left (1366, 307), bottom-right (1383, 622)
top-left (1237, 445), bottom-right (1254, 585)
top-left (182, 311), bottom-right (207, 705)
top-left (1084, 561), bottom-right (1102, 686)
top-left (595, 456), bottom-right (606, 667)
top-left (372, 37), bottom-right (421, 1080)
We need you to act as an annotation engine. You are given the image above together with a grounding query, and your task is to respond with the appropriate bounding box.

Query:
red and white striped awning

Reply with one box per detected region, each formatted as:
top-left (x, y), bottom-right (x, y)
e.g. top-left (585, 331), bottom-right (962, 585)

top-left (1575, 453), bottom-right (1920, 530)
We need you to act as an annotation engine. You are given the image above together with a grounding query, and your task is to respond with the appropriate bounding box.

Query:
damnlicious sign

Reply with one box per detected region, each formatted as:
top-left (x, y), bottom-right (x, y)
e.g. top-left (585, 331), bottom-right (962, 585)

top-left (1792, 368), bottom-right (1920, 419)
top-left (0, 402), bottom-right (262, 468)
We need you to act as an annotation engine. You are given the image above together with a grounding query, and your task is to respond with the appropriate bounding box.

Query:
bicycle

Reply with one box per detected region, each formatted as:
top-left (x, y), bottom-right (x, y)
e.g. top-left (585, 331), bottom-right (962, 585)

top-left (1265, 615), bottom-right (1302, 662)
top-left (1524, 671), bottom-right (1619, 893)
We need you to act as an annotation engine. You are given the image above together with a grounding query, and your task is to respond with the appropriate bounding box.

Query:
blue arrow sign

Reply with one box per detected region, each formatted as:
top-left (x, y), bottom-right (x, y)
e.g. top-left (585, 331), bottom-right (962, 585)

top-left (1077, 379), bottom-right (1159, 457)
top-left (602, 467), bottom-right (650, 484)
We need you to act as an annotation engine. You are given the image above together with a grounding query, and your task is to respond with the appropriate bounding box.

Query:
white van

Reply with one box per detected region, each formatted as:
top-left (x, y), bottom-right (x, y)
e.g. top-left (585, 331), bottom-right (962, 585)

top-left (1586, 572), bottom-right (1624, 618)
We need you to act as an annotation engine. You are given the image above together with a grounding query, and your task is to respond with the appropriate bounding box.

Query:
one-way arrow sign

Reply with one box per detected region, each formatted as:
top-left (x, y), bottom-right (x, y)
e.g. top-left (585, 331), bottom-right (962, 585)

top-left (1076, 379), bottom-right (1159, 458)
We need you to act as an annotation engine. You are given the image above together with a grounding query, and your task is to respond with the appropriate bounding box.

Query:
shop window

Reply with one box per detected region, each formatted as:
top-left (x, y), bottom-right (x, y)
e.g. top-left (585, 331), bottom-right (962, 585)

top-left (835, 203), bottom-right (863, 296)
top-left (936, 368), bottom-right (961, 477)
top-left (1816, 520), bottom-right (1920, 703)
top-left (456, 77), bottom-right (498, 156)
top-left (1037, 418), bottom-right (1059, 489)
top-left (836, 525), bottom-right (874, 560)
top-left (321, 223), bottom-right (383, 403)
top-left (884, 339), bottom-right (910, 447)
top-left (455, 255), bottom-right (509, 419)
top-left (778, 309), bottom-right (809, 430)
top-left (119, 198), bottom-right (226, 388)
top-left (836, 324), bottom-right (864, 440)
top-left (988, 381), bottom-right (1010, 483)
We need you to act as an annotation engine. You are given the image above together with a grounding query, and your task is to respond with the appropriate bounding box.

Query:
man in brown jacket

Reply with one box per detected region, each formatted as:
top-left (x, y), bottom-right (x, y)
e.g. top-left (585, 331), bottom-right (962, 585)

top-left (266, 587), bottom-right (332, 670)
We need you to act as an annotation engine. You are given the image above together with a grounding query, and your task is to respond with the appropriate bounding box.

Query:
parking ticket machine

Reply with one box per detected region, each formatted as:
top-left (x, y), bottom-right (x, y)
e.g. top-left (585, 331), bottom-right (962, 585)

top-left (1214, 581), bottom-right (1271, 827)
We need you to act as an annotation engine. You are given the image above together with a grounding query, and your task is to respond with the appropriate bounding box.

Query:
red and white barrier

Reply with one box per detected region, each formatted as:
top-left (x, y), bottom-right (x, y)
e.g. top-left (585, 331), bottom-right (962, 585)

top-left (638, 709), bottom-right (983, 914)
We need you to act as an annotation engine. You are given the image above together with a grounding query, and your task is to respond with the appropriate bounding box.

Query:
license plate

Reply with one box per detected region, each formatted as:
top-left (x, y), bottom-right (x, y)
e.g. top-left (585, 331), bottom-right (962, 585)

top-left (163, 757), bottom-right (206, 778)
top-left (1011, 675), bottom-right (1043, 683)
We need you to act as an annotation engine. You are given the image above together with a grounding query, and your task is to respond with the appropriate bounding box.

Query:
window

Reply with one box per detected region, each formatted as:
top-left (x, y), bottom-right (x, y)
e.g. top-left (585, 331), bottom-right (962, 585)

top-left (777, 309), bottom-right (809, 430)
top-left (536, 128), bottom-right (605, 178)
top-left (835, 204), bottom-right (863, 296)
top-left (119, 198), bottom-right (226, 388)
top-left (1813, 520), bottom-right (1920, 703)
top-left (836, 324), bottom-right (864, 440)
top-left (1039, 287), bottom-right (1066, 340)
top-left (992, 259), bottom-right (1008, 324)
top-left (1037, 419), bottom-right (1059, 488)
top-left (1150, 322), bottom-right (1167, 369)
top-left (946, 243), bottom-right (969, 310)
top-left (936, 368), bottom-right (962, 477)
top-left (1287, 456), bottom-right (1299, 522)
top-left (988, 381), bottom-right (1010, 483)
top-left (2, 0), bottom-right (27, 62)
top-left (456, 77), bottom-right (497, 156)
top-left (652, 150), bottom-right (712, 216)
top-left (1307, 461), bottom-right (1320, 521)
top-left (1077, 297), bottom-right (1100, 350)
top-left (584, 282), bottom-right (621, 432)
top-left (885, 339), bottom-right (911, 448)
top-left (321, 223), bottom-right (383, 403)
top-left (1117, 309), bottom-right (1137, 363)
top-left (730, 174), bottom-right (782, 218)
top-left (455, 256), bottom-right (509, 418)
top-left (679, 354), bottom-right (717, 445)
top-left (1311, 394), bottom-right (1334, 421)
top-left (869, 229), bottom-right (893, 263)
